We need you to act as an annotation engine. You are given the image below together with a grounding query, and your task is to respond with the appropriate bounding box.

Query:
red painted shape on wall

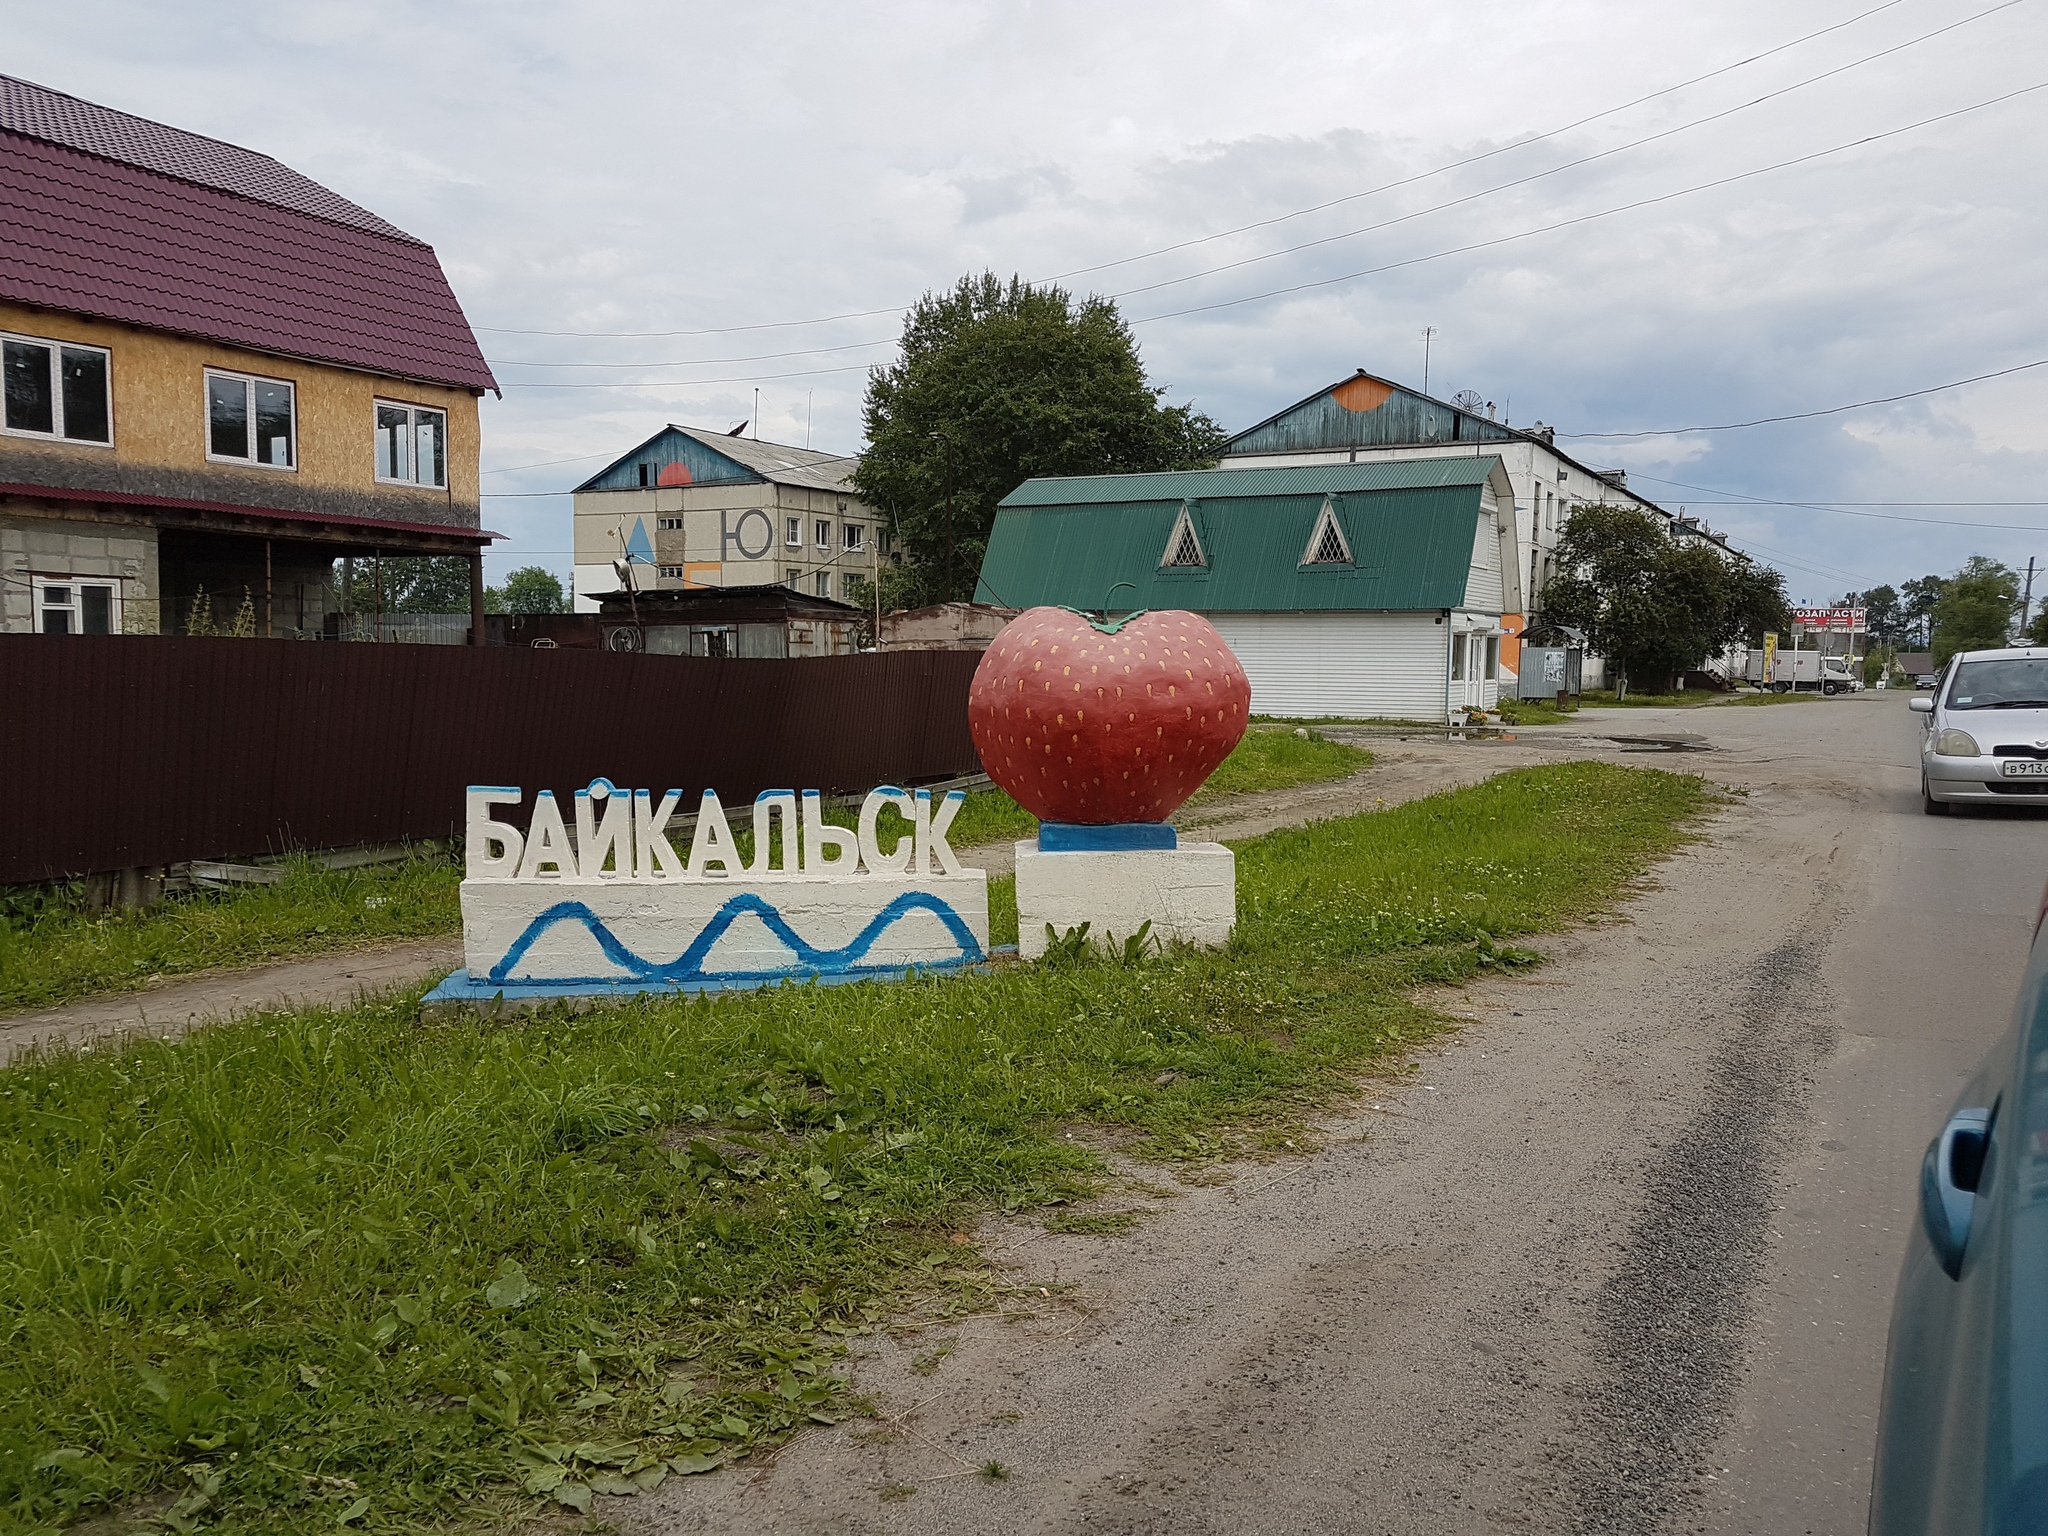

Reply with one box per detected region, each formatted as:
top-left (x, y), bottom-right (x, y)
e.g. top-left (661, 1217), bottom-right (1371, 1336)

top-left (967, 607), bottom-right (1251, 825)
top-left (658, 462), bottom-right (693, 487)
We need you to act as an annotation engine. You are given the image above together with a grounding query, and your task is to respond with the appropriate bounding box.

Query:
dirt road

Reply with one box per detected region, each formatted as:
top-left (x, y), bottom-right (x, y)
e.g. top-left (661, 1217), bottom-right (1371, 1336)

top-left (634, 694), bottom-right (2038, 1535)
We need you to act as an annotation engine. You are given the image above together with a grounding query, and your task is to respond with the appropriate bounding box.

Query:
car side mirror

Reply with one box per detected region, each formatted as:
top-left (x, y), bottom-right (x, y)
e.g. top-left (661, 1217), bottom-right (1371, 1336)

top-left (1909, 696), bottom-right (1934, 714)
top-left (1921, 1106), bottom-right (1993, 1279)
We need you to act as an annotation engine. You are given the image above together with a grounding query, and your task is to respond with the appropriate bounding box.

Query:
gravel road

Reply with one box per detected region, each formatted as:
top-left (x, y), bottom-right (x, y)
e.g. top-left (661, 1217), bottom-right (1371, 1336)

top-left (631, 693), bottom-right (2041, 1535)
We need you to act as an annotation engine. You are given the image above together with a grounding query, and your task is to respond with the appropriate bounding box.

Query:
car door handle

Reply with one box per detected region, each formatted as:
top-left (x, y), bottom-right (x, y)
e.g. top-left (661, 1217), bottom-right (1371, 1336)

top-left (1921, 1107), bottom-right (1994, 1280)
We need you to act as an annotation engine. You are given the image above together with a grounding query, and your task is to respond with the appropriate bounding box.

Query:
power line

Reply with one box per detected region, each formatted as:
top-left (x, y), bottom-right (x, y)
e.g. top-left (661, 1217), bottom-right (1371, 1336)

top-left (505, 362), bottom-right (876, 391)
top-left (1628, 471), bottom-right (2048, 532)
top-left (1559, 355), bottom-right (2048, 439)
top-left (1048, 0), bottom-right (1917, 286)
top-left (1127, 80), bottom-right (2048, 327)
top-left (468, 0), bottom-right (1919, 343)
top-left (1103, 2), bottom-right (2020, 307)
top-left (489, 336), bottom-right (898, 370)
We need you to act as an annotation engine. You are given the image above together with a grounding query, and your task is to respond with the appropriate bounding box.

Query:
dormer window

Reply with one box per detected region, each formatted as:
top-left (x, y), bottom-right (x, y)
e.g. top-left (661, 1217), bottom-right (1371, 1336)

top-left (1159, 503), bottom-right (1207, 568)
top-left (1301, 497), bottom-right (1353, 565)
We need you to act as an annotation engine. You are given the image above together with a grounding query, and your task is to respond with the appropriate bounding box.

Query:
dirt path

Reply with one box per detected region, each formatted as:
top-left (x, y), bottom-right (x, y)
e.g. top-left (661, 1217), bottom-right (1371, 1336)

top-left (0, 938), bottom-right (462, 1066)
top-left (632, 694), bottom-right (2028, 1535)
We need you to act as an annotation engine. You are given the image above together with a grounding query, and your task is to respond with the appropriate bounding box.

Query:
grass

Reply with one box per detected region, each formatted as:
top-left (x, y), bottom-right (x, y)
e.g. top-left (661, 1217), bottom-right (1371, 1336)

top-left (1189, 728), bottom-right (1367, 802)
top-left (0, 858), bottom-right (463, 1016)
top-left (4, 730), bottom-right (1370, 1019)
top-left (0, 761), bottom-right (1704, 1533)
top-left (1723, 690), bottom-right (1825, 706)
top-left (1493, 698), bottom-right (1577, 727)
top-left (1575, 688), bottom-right (1727, 710)
top-left (932, 726), bottom-right (1369, 852)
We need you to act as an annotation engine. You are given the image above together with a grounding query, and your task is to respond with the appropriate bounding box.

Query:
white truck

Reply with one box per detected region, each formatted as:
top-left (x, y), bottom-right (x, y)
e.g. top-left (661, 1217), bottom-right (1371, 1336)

top-left (1743, 651), bottom-right (1858, 695)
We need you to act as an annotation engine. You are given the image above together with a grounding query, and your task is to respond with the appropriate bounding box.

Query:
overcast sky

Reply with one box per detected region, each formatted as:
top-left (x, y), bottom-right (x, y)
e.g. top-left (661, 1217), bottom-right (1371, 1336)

top-left (11, 0), bottom-right (2048, 605)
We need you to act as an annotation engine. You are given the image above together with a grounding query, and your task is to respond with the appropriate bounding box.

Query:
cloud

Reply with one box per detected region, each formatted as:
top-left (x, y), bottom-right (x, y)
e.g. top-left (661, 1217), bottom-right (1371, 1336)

top-left (9, 0), bottom-right (2046, 590)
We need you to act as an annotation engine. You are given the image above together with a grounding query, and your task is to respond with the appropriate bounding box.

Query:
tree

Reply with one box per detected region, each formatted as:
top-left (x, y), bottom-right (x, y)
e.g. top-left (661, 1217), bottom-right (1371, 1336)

top-left (493, 566), bottom-right (569, 614)
top-left (340, 556), bottom-right (472, 614)
top-left (1931, 555), bottom-right (2019, 665)
top-left (853, 272), bottom-right (1227, 606)
top-left (1901, 575), bottom-right (1946, 649)
top-left (1540, 503), bottom-right (1783, 696)
top-left (1860, 584), bottom-right (1901, 644)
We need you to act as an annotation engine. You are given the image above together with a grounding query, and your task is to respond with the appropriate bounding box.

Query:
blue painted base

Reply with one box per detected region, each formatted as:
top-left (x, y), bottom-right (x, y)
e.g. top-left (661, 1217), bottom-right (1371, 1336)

top-left (1037, 821), bottom-right (1178, 852)
top-left (425, 957), bottom-right (984, 1007)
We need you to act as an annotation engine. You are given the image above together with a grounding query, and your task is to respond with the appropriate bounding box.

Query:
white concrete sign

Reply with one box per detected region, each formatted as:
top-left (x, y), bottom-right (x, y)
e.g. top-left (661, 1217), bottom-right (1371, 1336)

top-left (452, 779), bottom-right (987, 995)
top-left (1014, 841), bottom-right (1236, 960)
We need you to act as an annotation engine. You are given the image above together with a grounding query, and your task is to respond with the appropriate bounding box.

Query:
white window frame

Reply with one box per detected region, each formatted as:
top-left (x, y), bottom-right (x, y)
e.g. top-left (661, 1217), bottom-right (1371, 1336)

top-left (657, 564), bottom-right (686, 579)
top-left (842, 572), bottom-right (860, 601)
top-left (814, 519), bottom-right (831, 550)
top-left (785, 516), bottom-right (803, 548)
top-left (842, 522), bottom-right (864, 552)
top-left (205, 368), bottom-right (298, 471)
top-left (32, 574), bottom-right (122, 635)
top-left (371, 398), bottom-right (448, 488)
top-left (657, 517), bottom-right (684, 531)
top-left (2, 331), bottom-right (113, 447)
top-left (814, 571), bottom-right (832, 598)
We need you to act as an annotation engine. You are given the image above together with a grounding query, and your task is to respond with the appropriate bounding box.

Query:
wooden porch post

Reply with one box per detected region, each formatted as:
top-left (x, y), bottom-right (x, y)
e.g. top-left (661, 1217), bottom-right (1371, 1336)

top-left (469, 548), bottom-right (486, 646)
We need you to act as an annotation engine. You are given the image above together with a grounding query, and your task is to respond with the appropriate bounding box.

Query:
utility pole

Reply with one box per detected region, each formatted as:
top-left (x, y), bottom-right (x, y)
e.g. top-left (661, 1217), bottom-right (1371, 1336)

top-left (2023, 556), bottom-right (2037, 638)
top-left (1421, 327), bottom-right (1437, 397)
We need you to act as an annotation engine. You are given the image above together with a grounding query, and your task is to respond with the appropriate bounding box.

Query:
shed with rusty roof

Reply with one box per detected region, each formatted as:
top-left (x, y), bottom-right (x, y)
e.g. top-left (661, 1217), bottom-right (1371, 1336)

top-left (976, 458), bottom-right (1521, 722)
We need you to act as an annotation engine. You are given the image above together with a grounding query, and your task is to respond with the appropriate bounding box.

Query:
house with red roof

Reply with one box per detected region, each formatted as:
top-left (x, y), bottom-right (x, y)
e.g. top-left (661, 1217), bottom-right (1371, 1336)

top-left (0, 74), bottom-right (498, 639)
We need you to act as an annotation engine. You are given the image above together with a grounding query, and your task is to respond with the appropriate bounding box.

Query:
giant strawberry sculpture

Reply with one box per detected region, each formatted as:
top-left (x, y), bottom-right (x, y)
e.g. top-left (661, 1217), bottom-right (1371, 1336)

top-left (969, 607), bottom-right (1251, 825)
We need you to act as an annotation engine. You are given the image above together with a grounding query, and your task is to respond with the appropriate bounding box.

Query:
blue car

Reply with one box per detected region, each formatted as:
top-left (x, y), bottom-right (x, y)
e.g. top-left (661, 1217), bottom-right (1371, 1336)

top-left (1870, 891), bottom-right (2048, 1532)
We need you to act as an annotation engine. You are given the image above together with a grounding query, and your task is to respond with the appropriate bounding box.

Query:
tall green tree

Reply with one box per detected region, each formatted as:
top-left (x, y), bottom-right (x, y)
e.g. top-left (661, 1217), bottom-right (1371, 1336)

top-left (853, 273), bottom-right (1226, 606)
top-left (1931, 555), bottom-right (2019, 664)
top-left (494, 566), bottom-right (569, 614)
top-left (1860, 584), bottom-right (1901, 644)
top-left (1901, 575), bottom-right (1946, 649)
top-left (1541, 504), bottom-right (1786, 696)
top-left (340, 556), bottom-right (471, 614)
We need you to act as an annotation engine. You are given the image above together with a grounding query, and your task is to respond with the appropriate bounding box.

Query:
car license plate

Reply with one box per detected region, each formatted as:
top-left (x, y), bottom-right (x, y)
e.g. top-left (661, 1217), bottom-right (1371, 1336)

top-left (2001, 760), bottom-right (2048, 777)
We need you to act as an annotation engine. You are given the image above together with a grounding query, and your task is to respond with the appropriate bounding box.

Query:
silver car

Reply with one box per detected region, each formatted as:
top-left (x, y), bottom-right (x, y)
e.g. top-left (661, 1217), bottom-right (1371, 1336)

top-left (1911, 648), bottom-right (2048, 813)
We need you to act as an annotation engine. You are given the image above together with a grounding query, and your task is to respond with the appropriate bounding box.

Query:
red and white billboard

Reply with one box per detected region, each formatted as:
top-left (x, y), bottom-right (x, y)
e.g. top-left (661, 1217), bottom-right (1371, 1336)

top-left (1792, 606), bottom-right (1865, 631)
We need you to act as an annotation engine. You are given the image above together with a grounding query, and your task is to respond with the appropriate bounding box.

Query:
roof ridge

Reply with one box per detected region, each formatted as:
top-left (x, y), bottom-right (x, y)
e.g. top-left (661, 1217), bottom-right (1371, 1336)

top-left (0, 73), bottom-right (423, 244)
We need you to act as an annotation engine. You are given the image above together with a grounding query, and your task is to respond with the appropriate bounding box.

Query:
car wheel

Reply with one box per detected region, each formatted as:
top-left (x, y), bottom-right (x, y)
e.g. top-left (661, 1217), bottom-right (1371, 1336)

top-left (1923, 776), bottom-right (1951, 816)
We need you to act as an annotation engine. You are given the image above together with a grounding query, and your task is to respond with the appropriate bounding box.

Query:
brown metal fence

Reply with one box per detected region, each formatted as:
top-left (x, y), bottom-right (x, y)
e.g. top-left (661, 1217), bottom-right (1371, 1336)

top-left (0, 635), bottom-right (985, 883)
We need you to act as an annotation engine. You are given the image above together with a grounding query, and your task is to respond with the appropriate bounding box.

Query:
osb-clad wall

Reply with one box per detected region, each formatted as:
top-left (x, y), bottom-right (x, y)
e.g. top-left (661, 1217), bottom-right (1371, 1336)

top-left (0, 300), bottom-right (482, 528)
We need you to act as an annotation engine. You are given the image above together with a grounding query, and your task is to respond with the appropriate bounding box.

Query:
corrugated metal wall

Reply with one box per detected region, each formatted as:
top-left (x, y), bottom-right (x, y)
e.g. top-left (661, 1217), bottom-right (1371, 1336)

top-left (1206, 612), bottom-right (1451, 721)
top-left (0, 637), bottom-right (982, 882)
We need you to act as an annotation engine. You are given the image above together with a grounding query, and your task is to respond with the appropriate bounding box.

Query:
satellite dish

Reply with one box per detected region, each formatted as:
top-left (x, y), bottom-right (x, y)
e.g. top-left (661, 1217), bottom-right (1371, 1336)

top-left (604, 626), bottom-right (644, 652)
top-left (1451, 389), bottom-right (1485, 414)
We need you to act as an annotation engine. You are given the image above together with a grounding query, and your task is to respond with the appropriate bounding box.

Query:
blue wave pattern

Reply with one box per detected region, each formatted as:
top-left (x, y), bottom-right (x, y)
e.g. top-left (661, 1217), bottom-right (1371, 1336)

top-left (485, 890), bottom-right (985, 988)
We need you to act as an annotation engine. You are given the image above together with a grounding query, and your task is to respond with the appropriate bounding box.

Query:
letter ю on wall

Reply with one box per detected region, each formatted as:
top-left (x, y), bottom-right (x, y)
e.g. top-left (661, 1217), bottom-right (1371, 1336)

top-left (465, 780), bottom-right (965, 882)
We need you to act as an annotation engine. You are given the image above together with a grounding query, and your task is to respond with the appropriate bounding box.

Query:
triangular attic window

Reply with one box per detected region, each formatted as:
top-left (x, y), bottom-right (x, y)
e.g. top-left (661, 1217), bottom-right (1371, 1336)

top-left (1301, 498), bottom-right (1353, 565)
top-left (1160, 504), bottom-right (1207, 568)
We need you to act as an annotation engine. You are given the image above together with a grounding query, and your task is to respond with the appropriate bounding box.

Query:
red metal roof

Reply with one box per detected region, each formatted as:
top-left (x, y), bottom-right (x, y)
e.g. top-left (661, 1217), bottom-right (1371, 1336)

top-left (0, 79), bottom-right (497, 395)
top-left (0, 482), bottom-right (501, 544)
top-left (0, 75), bottom-right (414, 241)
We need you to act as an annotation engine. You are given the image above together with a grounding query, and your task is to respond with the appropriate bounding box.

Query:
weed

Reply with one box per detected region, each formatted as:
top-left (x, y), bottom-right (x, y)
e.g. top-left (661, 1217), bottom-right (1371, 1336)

top-left (1042, 1211), bottom-right (1140, 1236)
top-left (909, 1339), bottom-right (958, 1376)
top-left (980, 1461), bottom-right (1011, 1483)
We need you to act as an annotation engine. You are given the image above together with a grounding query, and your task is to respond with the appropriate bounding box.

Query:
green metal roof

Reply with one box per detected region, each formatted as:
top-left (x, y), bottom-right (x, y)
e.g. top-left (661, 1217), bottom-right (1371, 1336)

top-left (998, 456), bottom-right (1499, 507)
top-left (978, 461), bottom-right (1497, 614)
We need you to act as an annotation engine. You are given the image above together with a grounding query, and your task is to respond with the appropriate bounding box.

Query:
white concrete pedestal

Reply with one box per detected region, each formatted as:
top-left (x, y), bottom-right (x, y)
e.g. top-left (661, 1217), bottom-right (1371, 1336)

top-left (1014, 842), bottom-right (1235, 959)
